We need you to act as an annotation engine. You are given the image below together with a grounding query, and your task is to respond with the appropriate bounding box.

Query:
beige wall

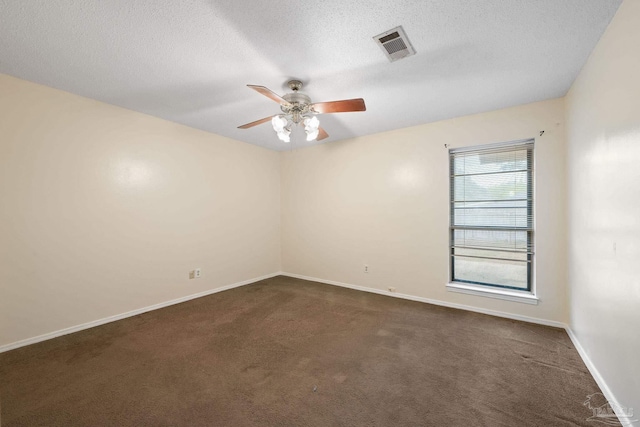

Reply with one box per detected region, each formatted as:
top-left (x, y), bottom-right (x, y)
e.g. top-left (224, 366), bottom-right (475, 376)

top-left (282, 98), bottom-right (567, 324)
top-left (565, 0), bottom-right (640, 415)
top-left (0, 74), bottom-right (281, 348)
top-left (1, 74), bottom-right (569, 349)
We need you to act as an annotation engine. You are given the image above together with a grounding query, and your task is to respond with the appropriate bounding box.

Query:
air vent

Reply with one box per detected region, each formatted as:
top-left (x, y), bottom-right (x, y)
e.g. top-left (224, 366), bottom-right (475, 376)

top-left (373, 26), bottom-right (416, 62)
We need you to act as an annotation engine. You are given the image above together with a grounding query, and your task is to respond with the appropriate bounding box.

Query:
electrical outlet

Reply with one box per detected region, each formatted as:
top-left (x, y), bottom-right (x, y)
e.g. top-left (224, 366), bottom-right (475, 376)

top-left (195, 268), bottom-right (202, 278)
top-left (388, 287), bottom-right (396, 293)
top-left (364, 264), bottom-right (369, 273)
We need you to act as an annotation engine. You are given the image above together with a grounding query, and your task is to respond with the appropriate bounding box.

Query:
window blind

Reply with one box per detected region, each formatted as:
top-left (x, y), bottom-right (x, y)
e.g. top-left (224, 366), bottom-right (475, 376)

top-left (449, 140), bottom-right (534, 291)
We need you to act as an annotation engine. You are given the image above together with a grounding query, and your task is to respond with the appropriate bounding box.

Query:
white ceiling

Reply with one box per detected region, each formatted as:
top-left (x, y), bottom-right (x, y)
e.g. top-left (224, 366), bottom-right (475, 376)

top-left (0, 0), bottom-right (621, 151)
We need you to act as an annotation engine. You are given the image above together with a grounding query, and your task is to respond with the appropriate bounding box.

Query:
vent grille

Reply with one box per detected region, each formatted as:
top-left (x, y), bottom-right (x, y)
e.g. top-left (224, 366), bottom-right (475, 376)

top-left (373, 26), bottom-right (416, 62)
top-left (383, 35), bottom-right (407, 55)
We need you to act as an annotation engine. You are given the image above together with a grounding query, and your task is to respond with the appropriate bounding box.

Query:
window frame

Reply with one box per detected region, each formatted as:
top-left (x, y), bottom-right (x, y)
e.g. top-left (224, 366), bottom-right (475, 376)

top-left (447, 139), bottom-right (535, 297)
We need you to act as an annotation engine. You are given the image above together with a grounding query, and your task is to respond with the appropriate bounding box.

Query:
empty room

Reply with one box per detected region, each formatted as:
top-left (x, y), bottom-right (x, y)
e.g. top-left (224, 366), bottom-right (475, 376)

top-left (1, 0), bottom-right (638, 426)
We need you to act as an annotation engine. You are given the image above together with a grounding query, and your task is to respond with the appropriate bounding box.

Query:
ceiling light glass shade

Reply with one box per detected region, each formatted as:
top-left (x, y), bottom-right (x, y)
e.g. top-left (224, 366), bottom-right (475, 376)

top-left (271, 115), bottom-right (287, 132)
top-left (304, 116), bottom-right (320, 131)
top-left (272, 115), bottom-right (291, 142)
top-left (306, 129), bottom-right (319, 141)
top-left (304, 116), bottom-right (320, 141)
top-left (272, 115), bottom-right (285, 131)
top-left (277, 129), bottom-right (291, 143)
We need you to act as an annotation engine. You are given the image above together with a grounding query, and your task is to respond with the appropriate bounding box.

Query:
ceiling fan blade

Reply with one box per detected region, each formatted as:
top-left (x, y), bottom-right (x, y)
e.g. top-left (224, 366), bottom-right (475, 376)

top-left (237, 115), bottom-right (276, 129)
top-left (247, 85), bottom-right (291, 107)
top-left (316, 127), bottom-right (329, 141)
top-left (310, 98), bottom-right (366, 114)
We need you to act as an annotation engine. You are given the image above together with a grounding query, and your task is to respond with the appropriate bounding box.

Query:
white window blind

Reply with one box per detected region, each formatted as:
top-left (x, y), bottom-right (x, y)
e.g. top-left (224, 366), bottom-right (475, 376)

top-left (449, 140), bottom-right (534, 291)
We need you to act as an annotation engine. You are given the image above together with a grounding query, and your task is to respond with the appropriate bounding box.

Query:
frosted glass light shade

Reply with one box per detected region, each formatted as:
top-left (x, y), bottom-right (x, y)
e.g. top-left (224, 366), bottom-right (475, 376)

top-left (304, 116), bottom-right (319, 131)
top-left (271, 115), bottom-right (287, 132)
top-left (277, 129), bottom-right (290, 143)
top-left (304, 116), bottom-right (320, 141)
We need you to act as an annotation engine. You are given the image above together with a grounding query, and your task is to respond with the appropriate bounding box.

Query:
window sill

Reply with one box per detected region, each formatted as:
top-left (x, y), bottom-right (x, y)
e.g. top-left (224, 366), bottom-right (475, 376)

top-left (446, 282), bottom-right (538, 305)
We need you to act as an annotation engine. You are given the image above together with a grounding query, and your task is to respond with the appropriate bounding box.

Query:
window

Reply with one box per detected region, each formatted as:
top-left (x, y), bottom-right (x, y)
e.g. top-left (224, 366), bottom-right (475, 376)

top-left (449, 140), bottom-right (534, 293)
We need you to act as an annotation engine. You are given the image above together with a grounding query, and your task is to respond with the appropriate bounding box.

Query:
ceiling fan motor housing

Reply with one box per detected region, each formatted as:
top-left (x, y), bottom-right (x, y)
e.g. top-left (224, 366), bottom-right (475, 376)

top-left (282, 92), bottom-right (311, 123)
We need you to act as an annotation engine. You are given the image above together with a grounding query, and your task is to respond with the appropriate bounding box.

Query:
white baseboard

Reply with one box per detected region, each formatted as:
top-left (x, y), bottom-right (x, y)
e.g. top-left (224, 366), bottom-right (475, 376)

top-left (565, 328), bottom-right (634, 427)
top-left (0, 272), bottom-right (280, 354)
top-left (281, 272), bottom-right (566, 328)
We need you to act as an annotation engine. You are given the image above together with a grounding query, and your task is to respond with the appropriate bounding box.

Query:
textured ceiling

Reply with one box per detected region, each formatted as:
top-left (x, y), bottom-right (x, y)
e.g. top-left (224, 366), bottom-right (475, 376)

top-left (0, 0), bottom-right (622, 151)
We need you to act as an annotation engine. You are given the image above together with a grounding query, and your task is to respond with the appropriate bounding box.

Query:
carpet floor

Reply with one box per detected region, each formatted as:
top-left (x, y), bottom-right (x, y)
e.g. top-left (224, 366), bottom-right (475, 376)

top-left (0, 276), bottom-right (602, 426)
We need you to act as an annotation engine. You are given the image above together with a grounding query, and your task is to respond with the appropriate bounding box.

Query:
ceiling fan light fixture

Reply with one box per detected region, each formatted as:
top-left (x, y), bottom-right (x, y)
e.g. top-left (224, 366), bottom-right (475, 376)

top-left (277, 131), bottom-right (290, 143)
top-left (304, 116), bottom-right (320, 141)
top-left (239, 80), bottom-right (366, 144)
top-left (271, 115), bottom-right (287, 132)
top-left (273, 114), bottom-right (292, 142)
top-left (304, 116), bottom-right (319, 130)
top-left (305, 129), bottom-right (319, 141)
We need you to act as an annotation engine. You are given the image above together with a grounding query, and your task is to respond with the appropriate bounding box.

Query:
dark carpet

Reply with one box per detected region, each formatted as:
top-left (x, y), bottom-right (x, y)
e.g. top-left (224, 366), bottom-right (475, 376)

top-left (0, 276), bottom-right (601, 426)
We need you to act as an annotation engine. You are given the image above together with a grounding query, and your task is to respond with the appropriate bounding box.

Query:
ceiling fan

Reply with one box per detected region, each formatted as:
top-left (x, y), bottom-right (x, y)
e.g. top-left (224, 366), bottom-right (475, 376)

top-left (238, 79), bottom-right (366, 143)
